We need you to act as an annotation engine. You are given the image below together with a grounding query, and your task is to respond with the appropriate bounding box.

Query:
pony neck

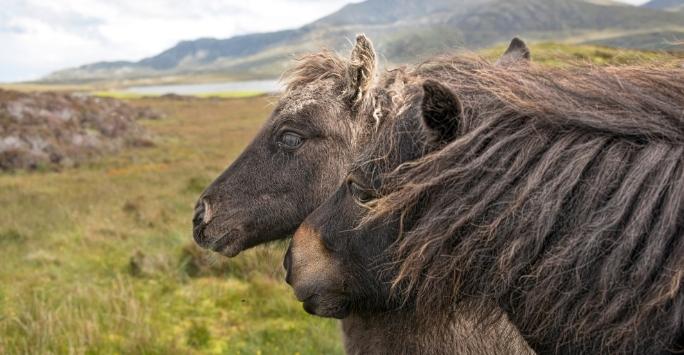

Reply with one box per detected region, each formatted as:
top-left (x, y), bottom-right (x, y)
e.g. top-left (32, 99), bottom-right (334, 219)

top-left (340, 306), bottom-right (534, 355)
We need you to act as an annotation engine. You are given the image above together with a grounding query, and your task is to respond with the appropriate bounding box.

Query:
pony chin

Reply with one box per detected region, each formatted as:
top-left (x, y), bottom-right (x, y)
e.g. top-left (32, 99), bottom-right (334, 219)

top-left (217, 240), bottom-right (244, 257)
top-left (302, 294), bottom-right (351, 319)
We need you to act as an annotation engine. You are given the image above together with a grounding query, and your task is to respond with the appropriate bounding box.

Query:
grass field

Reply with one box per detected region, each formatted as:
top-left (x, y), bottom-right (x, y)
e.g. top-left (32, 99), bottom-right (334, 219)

top-left (0, 96), bottom-right (342, 354)
top-left (482, 41), bottom-right (683, 66)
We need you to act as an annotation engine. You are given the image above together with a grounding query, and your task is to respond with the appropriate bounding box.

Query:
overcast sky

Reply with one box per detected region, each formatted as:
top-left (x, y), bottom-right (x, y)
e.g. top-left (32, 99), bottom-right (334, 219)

top-left (0, 0), bottom-right (649, 83)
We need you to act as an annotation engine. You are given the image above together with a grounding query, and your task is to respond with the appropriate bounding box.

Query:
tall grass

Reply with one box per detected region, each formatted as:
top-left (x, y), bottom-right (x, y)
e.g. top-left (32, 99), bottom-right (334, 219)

top-left (0, 96), bottom-right (342, 354)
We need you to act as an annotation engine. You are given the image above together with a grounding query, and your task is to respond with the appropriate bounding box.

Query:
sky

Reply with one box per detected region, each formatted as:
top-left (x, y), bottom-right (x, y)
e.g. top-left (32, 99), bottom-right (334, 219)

top-left (0, 0), bottom-right (650, 83)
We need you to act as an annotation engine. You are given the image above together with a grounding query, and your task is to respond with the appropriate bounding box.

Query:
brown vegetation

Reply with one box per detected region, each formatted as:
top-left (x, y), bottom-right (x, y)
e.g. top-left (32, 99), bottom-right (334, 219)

top-left (0, 89), bottom-right (161, 171)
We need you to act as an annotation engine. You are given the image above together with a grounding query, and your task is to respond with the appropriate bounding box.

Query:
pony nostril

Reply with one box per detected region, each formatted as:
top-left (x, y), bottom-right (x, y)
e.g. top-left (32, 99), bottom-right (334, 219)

top-left (202, 200), bottom-right (212, 223)
top-left (193, 199), bottom-right (212, 226)
top-left (283, 246), bottom-right (293, 284)
top-left (193, 203), bottom-right (204, 227)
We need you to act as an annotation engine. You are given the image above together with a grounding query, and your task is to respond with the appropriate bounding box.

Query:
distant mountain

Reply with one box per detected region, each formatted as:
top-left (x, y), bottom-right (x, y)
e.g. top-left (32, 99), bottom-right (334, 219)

top-left (44, 0), bottom-right (684, 84)
top-left (642, 0), bottom-right (684, 12)
top-left (312, 0), bottom-right (484, 26)
top-left (452, 0), bottom-right (683, 45)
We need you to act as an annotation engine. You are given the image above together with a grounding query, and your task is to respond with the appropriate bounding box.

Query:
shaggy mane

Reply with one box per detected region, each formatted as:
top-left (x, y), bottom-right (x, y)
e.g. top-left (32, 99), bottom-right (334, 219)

top-left (366, 55), bottom-right (684, 354)
top-left (281, 50), bottom-right (349, 93)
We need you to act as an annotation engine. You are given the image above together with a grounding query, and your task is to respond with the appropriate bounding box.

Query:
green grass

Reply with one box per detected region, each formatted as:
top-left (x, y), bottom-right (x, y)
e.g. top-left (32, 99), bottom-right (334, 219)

top-left (0, 96), bottom-right (342, 354)
top-left (481, 41), bottom-right (684, 66)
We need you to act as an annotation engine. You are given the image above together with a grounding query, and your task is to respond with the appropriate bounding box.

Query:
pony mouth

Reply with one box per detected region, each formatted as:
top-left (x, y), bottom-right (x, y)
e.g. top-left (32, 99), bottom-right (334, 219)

top-left (211, 233), bottom-right (245, 257)
top-left (193, 222), bottom-right (246, 257)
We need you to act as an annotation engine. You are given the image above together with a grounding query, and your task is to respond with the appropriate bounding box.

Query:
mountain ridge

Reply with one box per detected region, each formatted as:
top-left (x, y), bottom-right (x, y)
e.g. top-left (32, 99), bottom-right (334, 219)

top-left (43, 0), bottom-right (684, 84)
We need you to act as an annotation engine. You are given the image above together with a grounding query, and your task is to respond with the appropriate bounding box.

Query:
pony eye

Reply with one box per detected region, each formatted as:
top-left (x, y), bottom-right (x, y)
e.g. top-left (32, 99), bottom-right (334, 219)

top-left (348, 180), bottom-right (375, 204)
top-left (279, 132), bottom-right (304, 149)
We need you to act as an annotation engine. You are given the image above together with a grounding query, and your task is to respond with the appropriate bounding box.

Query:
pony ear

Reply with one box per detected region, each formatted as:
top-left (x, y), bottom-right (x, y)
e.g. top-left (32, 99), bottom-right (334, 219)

top-left (346, 34), bottom-right (376, 105)
top-left (496, 37), bottom-right (531, 67)
top-left (421, 80), bottom-right (462, 143)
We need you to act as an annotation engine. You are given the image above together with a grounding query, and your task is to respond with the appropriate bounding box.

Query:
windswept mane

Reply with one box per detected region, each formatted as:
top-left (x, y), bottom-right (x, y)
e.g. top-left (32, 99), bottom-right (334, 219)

top-left (281, 50), bottom-right (349, 93)
top-left (368, 56), bottom-right (684, 353)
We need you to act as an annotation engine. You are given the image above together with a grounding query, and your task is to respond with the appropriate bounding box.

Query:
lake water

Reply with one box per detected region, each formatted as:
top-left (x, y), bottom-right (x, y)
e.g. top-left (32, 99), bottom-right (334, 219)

top-left (125, 79), bottom-right (283, 95)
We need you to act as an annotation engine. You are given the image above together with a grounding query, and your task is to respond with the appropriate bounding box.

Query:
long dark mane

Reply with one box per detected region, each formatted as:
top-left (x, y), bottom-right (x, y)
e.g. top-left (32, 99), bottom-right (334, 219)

top-left (369, 56), bottom-right (684, 353)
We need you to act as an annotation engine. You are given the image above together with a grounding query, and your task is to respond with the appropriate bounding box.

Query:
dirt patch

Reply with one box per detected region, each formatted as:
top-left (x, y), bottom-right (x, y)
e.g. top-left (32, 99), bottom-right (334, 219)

top-left (0, 89), bottom-right (163, 171)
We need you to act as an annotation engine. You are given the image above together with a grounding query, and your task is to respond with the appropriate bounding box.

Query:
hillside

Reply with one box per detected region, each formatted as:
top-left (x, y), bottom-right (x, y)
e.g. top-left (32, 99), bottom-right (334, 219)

top-left (44, 0), bottom-right (684, 84)
top-left (586, 30), bottom-right (684, 50)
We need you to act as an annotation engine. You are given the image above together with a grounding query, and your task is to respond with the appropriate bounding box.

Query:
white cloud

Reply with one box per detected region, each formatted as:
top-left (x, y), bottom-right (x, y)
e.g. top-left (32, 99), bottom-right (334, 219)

top-left (0, 0), bottom-right (359, 82)
top-left (0, 0), bottom-right (652, 82)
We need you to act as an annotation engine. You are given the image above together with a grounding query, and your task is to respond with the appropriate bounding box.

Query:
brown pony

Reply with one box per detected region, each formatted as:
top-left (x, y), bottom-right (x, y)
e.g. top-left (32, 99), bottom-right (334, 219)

top-left (289, 52), bottom-right (684, 353)
top-left (195, 35), bottom-right (533, 353)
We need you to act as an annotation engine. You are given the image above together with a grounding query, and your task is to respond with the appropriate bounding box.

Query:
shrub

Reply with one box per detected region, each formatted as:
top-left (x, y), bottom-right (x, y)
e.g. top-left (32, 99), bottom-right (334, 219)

top-left (179, 242), bottom-right (284, 280)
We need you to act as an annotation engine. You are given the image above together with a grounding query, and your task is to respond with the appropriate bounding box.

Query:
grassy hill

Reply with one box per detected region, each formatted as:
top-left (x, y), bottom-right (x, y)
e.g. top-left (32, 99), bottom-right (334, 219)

top-left (43, 0), bottom-right (684, 84)
top-left (586, 30), bottom-right (683, 50)
top-left (481, 41), bottom-right (683, 65)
